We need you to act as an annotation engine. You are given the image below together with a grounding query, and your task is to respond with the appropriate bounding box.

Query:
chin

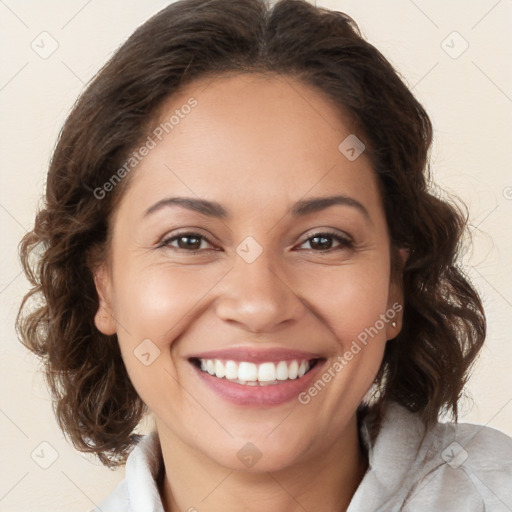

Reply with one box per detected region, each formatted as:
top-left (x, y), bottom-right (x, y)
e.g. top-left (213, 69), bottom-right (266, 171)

top-left (207, 442), bottom-right (309, 474)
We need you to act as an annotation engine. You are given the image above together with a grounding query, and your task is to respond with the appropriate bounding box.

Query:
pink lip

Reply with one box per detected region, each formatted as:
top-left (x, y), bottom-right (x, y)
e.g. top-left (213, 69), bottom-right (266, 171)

top-left (190, 358), bottom-right (325, 407)
top-left (187, 347), bottom-right (321, 363)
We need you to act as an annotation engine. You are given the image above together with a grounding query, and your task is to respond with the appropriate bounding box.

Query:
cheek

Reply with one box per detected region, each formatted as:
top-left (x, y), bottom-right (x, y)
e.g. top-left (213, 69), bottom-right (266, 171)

top-left (296, 265), bottom-right (392, 424)
top-left (113, 263), bottom-right (219, 343)
top-left (296, 259), bottom-right (392, 345)
top-left (110, 266), bottom-right (208, 410)
top-left (111, 262), bottom-right (232, 393)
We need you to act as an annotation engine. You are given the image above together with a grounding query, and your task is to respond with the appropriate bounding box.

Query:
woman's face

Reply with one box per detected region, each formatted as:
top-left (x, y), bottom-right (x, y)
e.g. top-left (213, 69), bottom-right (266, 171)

top-left (94, 73), bottom-right (403, 472)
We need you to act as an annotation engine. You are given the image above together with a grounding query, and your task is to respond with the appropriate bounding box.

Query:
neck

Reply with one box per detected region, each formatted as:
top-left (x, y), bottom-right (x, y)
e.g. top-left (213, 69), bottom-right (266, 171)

top-left (157, 413), bottom-right (368, 512)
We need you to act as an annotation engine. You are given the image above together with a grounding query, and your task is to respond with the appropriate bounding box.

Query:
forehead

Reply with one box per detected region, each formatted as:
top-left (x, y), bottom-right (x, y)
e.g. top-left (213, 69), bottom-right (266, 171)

top-left (116, 72), bottom-right (382, 221)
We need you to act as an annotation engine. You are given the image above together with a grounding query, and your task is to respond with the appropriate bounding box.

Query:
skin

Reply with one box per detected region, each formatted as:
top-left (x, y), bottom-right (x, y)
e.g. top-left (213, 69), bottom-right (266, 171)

top-left (94, 72), bottom-right (406, 512)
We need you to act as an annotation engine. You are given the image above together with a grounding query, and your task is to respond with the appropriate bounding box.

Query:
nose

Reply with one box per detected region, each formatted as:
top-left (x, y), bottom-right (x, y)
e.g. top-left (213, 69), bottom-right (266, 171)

top-left (215, 251), bottom-right (305, 334)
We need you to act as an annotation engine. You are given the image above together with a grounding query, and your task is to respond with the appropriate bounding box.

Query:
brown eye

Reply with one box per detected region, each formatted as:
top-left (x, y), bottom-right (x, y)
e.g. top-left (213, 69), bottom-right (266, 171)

top-left (299, 231), bottom-right (353, 251)
top-left (160, 232), bottom-right (214, 251)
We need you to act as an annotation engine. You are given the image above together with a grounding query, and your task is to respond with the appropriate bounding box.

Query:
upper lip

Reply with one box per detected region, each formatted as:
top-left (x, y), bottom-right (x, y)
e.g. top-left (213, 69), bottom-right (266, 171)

top-left (187, 347), bottom-right (322, 363)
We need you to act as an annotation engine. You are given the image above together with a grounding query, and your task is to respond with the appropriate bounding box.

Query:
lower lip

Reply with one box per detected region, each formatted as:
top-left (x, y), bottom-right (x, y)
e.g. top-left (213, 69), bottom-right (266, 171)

top-left (191, 360), bottom-right (325, 406)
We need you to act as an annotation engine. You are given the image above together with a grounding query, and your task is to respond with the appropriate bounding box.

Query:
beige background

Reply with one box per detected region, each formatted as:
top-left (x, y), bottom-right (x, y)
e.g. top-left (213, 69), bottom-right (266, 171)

top-left (1, 0), bottom-right (511, 510)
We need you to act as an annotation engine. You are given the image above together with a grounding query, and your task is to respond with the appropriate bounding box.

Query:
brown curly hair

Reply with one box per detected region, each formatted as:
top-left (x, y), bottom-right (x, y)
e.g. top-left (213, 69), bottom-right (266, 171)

top-left (17, 0), bottom-right (486, 469)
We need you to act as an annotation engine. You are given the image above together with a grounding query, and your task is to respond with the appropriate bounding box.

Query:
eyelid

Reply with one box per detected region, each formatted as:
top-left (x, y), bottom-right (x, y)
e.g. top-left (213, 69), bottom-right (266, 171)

top-left (157, 229), bottom-right (217, 250)
top-left (298, 228), bottom-right (353, 245)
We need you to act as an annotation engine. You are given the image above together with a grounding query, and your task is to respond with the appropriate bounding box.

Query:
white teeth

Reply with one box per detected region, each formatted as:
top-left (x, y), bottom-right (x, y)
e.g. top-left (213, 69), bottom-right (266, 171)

top-left (276, 361), bottom-right (288, 380)
top-left (225, 360), bottom-right (238, 380)
top-left (238, 362), bottom-right (258, 381)
top-left (196, 358), bottom-right (314, 384)
top-left (258, 362), bottom-right (277, 382)
top-left (288, 360), bottom-right (299, 380)
top-left (215, 360), bottom-right (225, 378)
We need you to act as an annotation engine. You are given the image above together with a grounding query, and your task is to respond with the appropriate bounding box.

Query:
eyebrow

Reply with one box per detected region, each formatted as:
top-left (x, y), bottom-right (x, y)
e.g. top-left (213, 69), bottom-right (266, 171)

top-left (143, 194), bottom-right (371, 221)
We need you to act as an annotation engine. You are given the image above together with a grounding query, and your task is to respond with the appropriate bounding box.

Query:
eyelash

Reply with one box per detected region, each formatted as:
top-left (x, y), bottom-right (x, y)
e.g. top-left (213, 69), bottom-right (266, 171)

top-left (157, 230), bottom-right (354, 253)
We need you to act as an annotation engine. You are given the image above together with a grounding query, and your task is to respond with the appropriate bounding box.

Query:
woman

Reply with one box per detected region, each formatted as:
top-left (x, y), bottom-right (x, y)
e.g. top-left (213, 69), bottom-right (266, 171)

top-left (16, 0), bottom-right (512, 510)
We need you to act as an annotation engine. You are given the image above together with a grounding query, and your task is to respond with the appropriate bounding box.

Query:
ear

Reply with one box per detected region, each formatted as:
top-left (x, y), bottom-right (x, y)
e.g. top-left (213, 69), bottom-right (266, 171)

top-left (93, 263), bottom-right (117, 335)
top-left (385, 247), bottom-right (410, 340)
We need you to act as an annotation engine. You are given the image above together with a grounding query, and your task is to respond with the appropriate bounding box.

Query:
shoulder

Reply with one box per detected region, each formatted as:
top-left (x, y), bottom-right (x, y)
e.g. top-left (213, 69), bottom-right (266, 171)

top-left (392, 403), bottom-right (512, 511)
top-left (87, 479), bottom-right (130, 512)
top-left (87, 431), bottom-right (165, 512)
top-left (351, 401), bottom-right (512, 511)
top-left (402, 413), bottom-right (512, 511)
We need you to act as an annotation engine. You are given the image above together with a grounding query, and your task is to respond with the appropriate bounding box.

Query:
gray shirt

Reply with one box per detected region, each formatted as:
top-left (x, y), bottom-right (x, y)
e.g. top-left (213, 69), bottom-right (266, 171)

top-left (91, 401), bottom-right (512, 511)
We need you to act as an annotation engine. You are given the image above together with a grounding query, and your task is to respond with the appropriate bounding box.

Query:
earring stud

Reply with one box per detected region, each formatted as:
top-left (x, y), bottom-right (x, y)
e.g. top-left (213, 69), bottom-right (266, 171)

top-left (391, 321), bottom-right (397, 328)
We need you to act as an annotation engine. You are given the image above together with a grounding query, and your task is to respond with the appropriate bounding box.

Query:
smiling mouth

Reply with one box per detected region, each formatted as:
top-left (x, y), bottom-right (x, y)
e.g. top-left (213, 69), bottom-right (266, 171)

top-left (189, 357), bottom-right (321, 386)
